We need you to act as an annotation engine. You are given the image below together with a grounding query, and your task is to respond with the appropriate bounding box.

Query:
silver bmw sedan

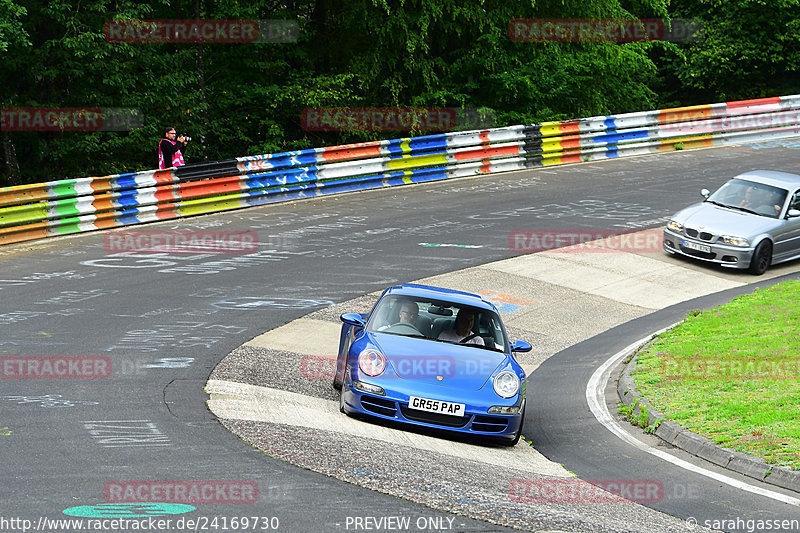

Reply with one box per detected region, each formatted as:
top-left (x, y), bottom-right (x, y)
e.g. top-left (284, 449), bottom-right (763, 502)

top-left (663, 170), bottom-right (800, 274)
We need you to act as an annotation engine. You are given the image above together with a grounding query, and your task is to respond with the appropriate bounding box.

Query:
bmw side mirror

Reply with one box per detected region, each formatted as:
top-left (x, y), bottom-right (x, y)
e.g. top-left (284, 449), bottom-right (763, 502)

top-left (511, 340), bottom-right (532, 353)
top-left (340, 313), bottom-right (365, 327)
top-left (700, 189), bottom-right (710, 199)
top-left (787, 208), bottom-right (800, 219)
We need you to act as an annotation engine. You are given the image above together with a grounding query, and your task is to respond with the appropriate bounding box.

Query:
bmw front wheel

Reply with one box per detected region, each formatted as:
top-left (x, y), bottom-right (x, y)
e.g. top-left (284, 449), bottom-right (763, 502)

top-left (748, 240), bottom-right (772, 275)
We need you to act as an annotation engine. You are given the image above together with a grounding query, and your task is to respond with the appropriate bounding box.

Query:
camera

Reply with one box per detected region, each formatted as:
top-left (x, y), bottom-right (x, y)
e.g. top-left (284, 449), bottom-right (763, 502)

top-left (177, 134), bottom-right (191, 142)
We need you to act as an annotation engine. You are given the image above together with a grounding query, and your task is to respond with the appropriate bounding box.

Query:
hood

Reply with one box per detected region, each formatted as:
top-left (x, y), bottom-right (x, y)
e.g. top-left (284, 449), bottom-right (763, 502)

top-left (674, 202), bottom-right (782, 239)
top-left (367, 332), bottom-right (508, 390)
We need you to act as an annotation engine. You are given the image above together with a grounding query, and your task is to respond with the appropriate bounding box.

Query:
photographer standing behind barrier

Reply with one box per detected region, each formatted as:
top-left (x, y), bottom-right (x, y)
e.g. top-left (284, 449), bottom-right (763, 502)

top-left (158, 127), bottom-right (189, 169)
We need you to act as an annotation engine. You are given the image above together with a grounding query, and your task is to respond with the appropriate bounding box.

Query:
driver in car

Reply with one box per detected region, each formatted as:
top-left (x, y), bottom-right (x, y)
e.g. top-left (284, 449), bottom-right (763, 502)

top-left (378, 300), bottom-right (420, 330)
top-left (397, 301), bottom-right (419, 325)
top-left (740, 186), bottom-right (781, 215)
top-left (438, 309), bottom-right (484, 346)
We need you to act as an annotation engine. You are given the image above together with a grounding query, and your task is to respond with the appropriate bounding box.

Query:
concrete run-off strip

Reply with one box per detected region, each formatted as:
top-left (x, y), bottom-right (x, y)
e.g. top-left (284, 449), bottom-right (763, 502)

top-left (244, 318), bottom-right (341, 354)
top-left (483, 251), bottom-right (744, 310)
top-left (206, 379), bottom-right (570, 478)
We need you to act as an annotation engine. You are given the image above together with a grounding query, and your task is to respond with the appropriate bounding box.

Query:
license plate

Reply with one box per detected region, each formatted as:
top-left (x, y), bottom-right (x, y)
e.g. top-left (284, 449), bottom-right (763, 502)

top-left (408, 396), bottom-right (465, 417)
top-left (683, 240), bottom-right (711, 253)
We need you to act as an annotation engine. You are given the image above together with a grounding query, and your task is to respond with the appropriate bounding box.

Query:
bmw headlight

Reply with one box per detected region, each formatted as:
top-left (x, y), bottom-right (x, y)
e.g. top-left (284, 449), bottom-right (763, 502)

top-left (667, 220), bottom-right (683, 233)
top-left (358, 349), bottom-right (386, 377)
top-left (720, 235), bottom-right (750, 247)
top-left (493, 371), bottom-right (520, 398)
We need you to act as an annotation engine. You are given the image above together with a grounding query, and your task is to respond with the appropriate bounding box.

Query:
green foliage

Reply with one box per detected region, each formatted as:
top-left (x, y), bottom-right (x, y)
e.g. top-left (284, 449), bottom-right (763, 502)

top-left (0, 0), bottom-right (30, 53)
top-left (656, 0), bottom-right (800, 103)
top-left (1, 0), bottom-right (796, 185)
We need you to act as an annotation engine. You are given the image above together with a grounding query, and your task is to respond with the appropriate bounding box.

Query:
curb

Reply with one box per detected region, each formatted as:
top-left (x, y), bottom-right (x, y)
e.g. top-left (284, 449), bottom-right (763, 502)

top-left (616, 345), bottom-right (800, 494)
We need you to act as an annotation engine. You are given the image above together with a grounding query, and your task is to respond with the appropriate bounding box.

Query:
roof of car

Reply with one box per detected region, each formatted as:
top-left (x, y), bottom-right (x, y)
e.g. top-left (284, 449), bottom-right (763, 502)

top-left (735, 170), bottom-right (800, 189)
top-left (385, 283), bottom-right (495, 309)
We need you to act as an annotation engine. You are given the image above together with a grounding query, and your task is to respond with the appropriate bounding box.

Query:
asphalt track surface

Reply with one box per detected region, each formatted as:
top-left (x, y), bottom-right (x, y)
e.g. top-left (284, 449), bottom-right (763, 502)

top-left (1, 138), bottom-right (799, 532)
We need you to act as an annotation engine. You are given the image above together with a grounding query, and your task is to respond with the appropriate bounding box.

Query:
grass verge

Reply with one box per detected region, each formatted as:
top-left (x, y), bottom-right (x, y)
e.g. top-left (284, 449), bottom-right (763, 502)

top-left (632, 279), bottom-right (800, 469)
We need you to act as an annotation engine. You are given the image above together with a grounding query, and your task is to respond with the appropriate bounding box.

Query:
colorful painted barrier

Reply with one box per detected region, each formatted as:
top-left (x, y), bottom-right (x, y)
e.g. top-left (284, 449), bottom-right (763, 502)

top-left (2, 95), bottom-right (800, 246)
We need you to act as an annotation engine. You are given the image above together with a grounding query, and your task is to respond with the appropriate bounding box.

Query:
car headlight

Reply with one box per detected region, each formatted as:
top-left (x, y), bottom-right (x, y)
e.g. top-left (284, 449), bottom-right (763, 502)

top-left (358, 349), bottom-right (386, 377)
top-left (720, 235), bottom-right (750, 247)
top-left (493, 371), bottom-right (520, 398)
top-left (667, 220), bottom-right (683, 233)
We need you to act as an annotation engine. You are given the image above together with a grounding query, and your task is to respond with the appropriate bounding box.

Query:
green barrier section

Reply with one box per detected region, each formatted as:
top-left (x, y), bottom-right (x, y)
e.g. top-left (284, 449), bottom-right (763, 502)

top-left (0, 203), bottom-right (49, 228)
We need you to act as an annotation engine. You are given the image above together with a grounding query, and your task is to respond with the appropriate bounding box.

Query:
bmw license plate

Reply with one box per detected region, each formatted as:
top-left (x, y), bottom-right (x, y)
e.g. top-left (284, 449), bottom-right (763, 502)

top-left (683, 240), bottom-right (711, 253)
top-left (408, 396), bottom-right (465, 417)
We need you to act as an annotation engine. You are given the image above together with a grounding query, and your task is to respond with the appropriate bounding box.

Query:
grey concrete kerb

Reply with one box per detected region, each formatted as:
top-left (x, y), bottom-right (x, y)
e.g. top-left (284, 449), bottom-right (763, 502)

top-left (616, 336), bottom-right (800, 494)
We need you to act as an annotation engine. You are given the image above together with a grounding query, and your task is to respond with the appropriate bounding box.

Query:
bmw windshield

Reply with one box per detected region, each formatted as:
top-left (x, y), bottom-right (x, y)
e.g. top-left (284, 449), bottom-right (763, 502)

top-left (707, 178), bottom-right (788, 219)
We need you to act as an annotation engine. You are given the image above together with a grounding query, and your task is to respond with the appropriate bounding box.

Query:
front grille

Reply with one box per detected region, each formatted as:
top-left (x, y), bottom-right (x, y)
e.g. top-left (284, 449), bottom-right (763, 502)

top-left (471, 415), bottom-right (509, 433)
top-left (686, 228), bottom-right (713, 241)
top-left (399, 404), bottom-right (470, 427)
top-left (361, 396), bottom-right (397, 417)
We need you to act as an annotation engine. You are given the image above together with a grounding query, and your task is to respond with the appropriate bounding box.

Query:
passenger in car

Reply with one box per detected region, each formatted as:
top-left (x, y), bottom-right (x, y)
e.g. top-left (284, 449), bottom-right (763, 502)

top-left (438, 309), bottom-right (484, 346)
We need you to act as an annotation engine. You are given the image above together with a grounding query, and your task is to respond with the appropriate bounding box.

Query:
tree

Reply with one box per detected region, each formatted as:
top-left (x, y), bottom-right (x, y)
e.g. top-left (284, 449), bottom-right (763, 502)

top-left (657, 0), bottom-right (800, 103)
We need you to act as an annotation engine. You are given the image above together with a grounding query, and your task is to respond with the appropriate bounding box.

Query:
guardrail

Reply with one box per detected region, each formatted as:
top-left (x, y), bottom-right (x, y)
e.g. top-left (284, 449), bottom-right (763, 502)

top-left (3, 95), bottom-right (800, 246)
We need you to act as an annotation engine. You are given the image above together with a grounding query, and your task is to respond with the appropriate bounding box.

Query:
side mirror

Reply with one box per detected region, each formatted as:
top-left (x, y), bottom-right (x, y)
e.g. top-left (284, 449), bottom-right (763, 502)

top-left (787, 208), bottom-right (800, 219)
top-left (511, 340), bottom-right (532, 353)
top-left (700, 189), bottom-right (710, 199)
top-left (340, 313), bottom-right (366, 328)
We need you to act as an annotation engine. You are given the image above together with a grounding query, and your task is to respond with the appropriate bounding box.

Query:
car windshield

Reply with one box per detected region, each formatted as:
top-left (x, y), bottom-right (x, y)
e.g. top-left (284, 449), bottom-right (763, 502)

top-left (366, 295), bottom-right (508, 352)
top-left (707, 178), bottom-right (788, 219)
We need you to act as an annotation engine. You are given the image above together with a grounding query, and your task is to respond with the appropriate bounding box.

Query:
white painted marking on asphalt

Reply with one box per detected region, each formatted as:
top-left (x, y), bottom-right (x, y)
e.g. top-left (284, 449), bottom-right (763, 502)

top-left (586, 331), bottom-right (800, 507)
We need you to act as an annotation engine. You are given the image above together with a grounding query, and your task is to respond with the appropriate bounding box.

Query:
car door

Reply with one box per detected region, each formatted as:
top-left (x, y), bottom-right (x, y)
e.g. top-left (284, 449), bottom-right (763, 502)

top-left (772, 188), bottom-right (800, 262)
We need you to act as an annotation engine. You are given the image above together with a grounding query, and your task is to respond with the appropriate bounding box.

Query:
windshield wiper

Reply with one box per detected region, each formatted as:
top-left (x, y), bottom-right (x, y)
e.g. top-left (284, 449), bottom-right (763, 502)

top-left (724, 204), bottom-right (760, 216)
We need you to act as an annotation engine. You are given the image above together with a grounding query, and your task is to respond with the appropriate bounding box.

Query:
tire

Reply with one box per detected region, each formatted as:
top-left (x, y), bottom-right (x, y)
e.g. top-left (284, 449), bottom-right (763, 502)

top-left (748, 240), bottom-right (772, 275)
top-left (339, 389), bottom-right (347, 414)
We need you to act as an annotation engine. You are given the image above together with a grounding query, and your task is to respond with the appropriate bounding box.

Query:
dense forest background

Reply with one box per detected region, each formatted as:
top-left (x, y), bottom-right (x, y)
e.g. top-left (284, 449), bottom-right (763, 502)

top-left (1, 0), bottom-right (799, 185)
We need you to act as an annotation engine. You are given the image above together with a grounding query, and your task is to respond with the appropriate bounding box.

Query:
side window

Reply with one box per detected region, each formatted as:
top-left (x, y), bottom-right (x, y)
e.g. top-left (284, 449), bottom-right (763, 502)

top-left (790, 190), bottom-right (800, 210)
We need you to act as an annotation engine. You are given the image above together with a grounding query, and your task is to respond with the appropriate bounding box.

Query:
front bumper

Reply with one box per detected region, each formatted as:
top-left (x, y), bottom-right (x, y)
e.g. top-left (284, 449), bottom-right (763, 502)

top-left (340, 379), bottom-right (524, 442)
top-left (663, 228), bottom-right (754, 269)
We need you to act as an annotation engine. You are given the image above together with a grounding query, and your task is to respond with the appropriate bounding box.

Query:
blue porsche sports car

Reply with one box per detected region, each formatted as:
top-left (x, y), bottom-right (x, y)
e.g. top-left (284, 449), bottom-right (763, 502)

top-left (333, 284), bottom-right (531, 445)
